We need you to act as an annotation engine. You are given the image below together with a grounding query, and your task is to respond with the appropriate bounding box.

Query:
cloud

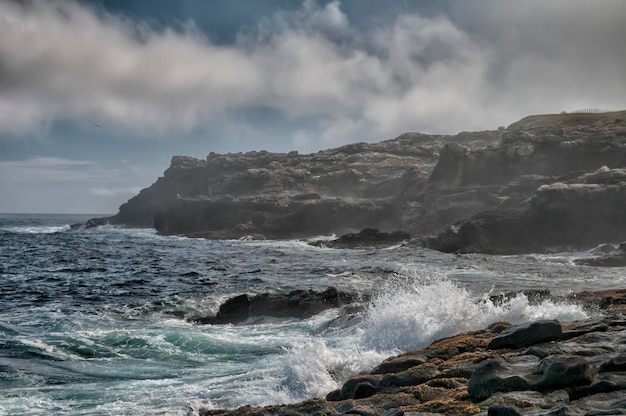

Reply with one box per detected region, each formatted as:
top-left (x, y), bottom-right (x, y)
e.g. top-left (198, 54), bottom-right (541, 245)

top-left (90, 186), bottom-right (142, 197)
top-left (0, 157), bottom-right (100, 183)
top-left (1, 0), bottom-right (626, 146)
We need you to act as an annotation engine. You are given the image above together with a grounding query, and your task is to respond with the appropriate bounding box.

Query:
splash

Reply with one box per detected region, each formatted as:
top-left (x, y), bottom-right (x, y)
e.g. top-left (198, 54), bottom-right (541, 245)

top-left (360, 265), bottom-right (588, 352)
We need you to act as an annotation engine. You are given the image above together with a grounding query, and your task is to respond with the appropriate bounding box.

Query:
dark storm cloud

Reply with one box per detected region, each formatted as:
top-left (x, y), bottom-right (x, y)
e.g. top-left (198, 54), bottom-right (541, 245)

top-left (1, 0), bottom-right (625, 147)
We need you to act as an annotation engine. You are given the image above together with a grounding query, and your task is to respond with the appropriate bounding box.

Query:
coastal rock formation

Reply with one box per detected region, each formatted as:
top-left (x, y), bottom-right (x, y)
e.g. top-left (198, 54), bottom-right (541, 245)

top-left (424, 111), bottom-right (626, 253)
top-left (201, 293), bottom-right (626, 415)
top-left (98, 131), bottom-right (500, 239)
top-left (189, 287), bottom-right (359, 324)
top-left (93, 110), bottom-right (626, 254)
top-left (310, 228), bottom-right (411, 249)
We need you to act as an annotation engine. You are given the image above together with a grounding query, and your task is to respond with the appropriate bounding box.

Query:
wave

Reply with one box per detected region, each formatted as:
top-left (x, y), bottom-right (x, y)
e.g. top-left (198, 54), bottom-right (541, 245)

top-left (359, 265), bottom-right (588, 352)
top-left (255, 264), bottom-right (590, 407)
top-left (0, 225), bottom-right (71, 234)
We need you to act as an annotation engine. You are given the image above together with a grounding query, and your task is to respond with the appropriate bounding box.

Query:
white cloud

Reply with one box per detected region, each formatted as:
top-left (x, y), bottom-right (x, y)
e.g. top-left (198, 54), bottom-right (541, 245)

top-left (0, 157), bottom-right (100, 183)
top-left (91, 186), bottom-right (142, 197)
top-left (1, 0), bottom-right (625, 145)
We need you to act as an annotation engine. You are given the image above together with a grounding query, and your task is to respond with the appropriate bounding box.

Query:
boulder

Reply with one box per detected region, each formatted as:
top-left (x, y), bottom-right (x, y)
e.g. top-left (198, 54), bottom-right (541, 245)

top-left (311, 228), bottom-right (411, 249)
top-left (533, 356), bottom-right (595, 390)
top-left (190, 287), bottom-right (358, 324)
top-left (467, 356), bottom-right (533, 402)
top-left (488, 320), bottom-right (563, 350)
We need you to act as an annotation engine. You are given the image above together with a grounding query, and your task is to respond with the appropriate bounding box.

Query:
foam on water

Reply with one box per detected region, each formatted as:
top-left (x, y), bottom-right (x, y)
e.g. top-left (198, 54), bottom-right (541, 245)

top-left (359, 265), bottom-right (589, 352)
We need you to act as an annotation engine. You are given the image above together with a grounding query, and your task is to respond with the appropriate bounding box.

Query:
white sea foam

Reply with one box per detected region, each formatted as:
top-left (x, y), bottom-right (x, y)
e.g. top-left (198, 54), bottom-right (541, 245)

top-left (277, 338), bottom-right (387, 400)
top-left (1, 225), bottom-right (70, 234)
top-left (359, 265), bottom-right (589, 352)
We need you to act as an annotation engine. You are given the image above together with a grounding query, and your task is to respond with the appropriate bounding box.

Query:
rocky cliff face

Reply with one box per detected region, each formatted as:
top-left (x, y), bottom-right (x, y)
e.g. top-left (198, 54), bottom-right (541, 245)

top-left (425, 111), bottom-right (626, 253)
top-left (107, 131), bottom-right (500, 239)
top-left (103, 111), bottom-right (626, 253)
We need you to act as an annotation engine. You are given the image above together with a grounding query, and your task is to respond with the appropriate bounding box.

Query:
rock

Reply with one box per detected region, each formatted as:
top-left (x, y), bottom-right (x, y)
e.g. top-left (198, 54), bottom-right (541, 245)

top-left (488, 320), bottom-right (563, 350)
top-left (467, 356), bottom-right (533, 402)
top-left (311, 228), bottom-right (410, 249)
top-left (190, 287), bottom-right (358, 324)
top-left (575, 243), bottom-right (626, 267)
top-left (487, 405), bottom-right (523, 416)
top-left (371, 355), bottom-right (427, 375)
top-left (379, 363), bottom-right (440, 388)
top-left (87, 129), bottom-right (501, 239)
top-left (339, 374), bottom-right (382, 400)
top-left (533, 356), bottom-right (595, 390)
top-left (598, 354), bottom-right (626, 373)
top-left (203, 310), bottom-right (626, 416)
top-left (84, 110), bottom-right (626, 254)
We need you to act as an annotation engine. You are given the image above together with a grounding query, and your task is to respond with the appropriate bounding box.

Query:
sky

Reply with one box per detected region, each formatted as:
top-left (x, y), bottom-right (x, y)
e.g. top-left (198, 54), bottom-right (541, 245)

top-left (1, 0), bottom-right (626, 214)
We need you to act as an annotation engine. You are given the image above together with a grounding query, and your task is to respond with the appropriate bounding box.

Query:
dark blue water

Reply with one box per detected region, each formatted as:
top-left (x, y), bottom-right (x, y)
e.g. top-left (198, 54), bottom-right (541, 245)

top-left (1, 214), bottom-right (624, 415)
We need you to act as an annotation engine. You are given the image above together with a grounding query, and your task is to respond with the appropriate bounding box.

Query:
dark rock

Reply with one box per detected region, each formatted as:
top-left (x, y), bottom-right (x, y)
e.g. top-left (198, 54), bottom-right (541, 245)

top-left (488, 405), bottom-right (523, 416)
top-left (214, 294), bottom-right (251, 324)
top-left (353, 382), bottom-right (377, 399)
top-left (533, 356), bottom-right (595, 391)
top-left (191, 287), bottom-right (358, 324)
top-left (379, 363), bottom-right (440, 388)
top-left (488, 320), bottom-right (563, 350)
top-left (325, 389), bottom-right (344, 401)
top-left (598, 354), bottom-right (626, 373)
top-left (340, 374), bottom-right (382, 400)
top-left (467, 356), bottom-right (532, 402)
top-left (248, 287), bottom-right (356, 319)
top-left (570, 373), bottom-right (626, 400)
top-left (311, 228), bottom-right (410, 249)
top-left (575, 243), bottom-right (626, 267)
top-left (371, 355), bottom-right (427, 375)
top-left (562, 318), bottom-right (610, 340)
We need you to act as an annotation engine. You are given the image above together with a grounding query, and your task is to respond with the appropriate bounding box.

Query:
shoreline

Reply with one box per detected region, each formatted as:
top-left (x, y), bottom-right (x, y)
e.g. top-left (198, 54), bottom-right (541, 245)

top-left (201, 290), bottom-right (626, 416)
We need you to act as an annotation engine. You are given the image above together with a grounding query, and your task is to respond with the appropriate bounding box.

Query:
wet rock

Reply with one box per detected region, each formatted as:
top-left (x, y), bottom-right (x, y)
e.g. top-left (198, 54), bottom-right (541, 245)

top-left (200, 307), bottom-right (626, 416)
top-left (487, 405), bottom-right (523, 416)
top-left (371, 355), bottom-right (427, 375)
top-left (191, 287), bottom-right (358, 324)
top-left (562, 318), bottom-right (609, 340)
top-left (533, 356), bottom-right (595, 391)
top-left (311, 228), bottom-right (410, 249)
top-left (379, 363), bottom-right (440, 388)
top-left (598, 354), bottom-right (626, 372)
top-left (574, 243), bottom-right (626, 267)
top-left (488, 320), bottom-right (563, 350)
top-left (467, 356), bottom-right (533, 402)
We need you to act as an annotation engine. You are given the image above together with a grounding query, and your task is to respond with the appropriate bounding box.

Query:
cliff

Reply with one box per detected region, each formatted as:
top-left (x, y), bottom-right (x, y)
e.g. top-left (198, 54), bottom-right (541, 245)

top-left (425, 111), bottom-right (626, 253)
top-left (104, 131), bottom-right (500, 239)
top-left (98, 111), bottom-right (626, 253)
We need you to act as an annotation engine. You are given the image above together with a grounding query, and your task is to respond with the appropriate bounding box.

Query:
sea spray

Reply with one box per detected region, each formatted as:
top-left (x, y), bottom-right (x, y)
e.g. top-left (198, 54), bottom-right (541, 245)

top-left (359, 264), bottom-right (589, 352)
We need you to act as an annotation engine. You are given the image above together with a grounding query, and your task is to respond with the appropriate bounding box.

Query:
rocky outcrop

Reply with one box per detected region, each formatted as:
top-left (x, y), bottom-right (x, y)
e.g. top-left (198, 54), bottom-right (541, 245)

top-left (427, 166), bottom-right (626, 253)
top-left (201, 292), bottom-right (626, 415)
top-left (310, 228), bottom-right (411, 249)
top-left (92, 111), bottom-right (626, 253)
top-left (423, 111), bottom-right (626, 253)
top-left (98, 131), bottom-right (500, 239)
top-left (189, 287), bottom-right (359, 324)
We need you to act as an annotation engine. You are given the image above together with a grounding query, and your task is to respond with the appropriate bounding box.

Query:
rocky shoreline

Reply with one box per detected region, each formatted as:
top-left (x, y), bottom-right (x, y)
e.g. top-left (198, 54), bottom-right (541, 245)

top-left (199, 290), bottom-right (626, 416)
top-left (83, 111), bottom-right (626, 255)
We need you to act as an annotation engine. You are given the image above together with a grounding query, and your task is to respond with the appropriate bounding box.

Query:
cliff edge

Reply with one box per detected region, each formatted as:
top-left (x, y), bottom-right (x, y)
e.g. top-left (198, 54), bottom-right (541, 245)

top-left (95, 111), bottom-right (626, 253)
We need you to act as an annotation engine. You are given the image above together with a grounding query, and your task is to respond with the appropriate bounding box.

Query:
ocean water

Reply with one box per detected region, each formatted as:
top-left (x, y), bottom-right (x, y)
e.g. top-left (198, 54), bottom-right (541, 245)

top-left (1, 213), bottom-right (625, 415)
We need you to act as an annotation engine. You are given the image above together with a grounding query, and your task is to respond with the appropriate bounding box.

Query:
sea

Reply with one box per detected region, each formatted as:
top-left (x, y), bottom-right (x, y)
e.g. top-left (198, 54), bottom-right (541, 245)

top-left (1, 213), bottom-right (625, 415)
